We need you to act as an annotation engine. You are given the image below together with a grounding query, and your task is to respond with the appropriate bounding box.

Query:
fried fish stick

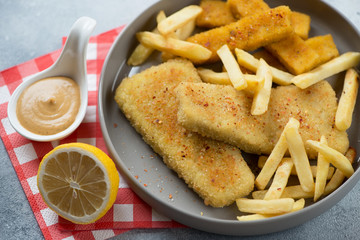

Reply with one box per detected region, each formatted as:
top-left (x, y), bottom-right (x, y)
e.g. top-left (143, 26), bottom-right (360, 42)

top-left (115, 59), bottom-right (254, 207)
top-left (228, 0), bottom-right (310, 39)
top-left (266, 33), bottom-right (320, 75)
top-left (227, 0), bottom-right (270, 19)
top-left (196, 0), bottom-right (235, 28)
top-left (265, 34), bottom-right (339, 75)
top-left (186, 6), bottom-right (293, 64)
top-left (290, 11), bottom-right (311, 39)
top-left (306, 34), bottom-right (339, 70)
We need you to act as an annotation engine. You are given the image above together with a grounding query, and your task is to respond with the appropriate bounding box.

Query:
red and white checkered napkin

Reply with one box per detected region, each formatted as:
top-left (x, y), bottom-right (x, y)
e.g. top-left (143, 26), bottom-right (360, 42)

top-left (0, 26), bottom-right (184, 240)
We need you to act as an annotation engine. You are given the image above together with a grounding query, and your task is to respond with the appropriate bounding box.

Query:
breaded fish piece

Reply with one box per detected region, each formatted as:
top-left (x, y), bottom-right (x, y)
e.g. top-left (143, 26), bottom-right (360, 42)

top-left (290, 11), bottom-right (311, 39)
top-left (227, 0), bottom-right (270, 19)
top-left (186, 6), bottom-right (293, 64)
top-left (265, 33), bottom-right (320, 75)
top-left (228, 0), bottom-right (310, 39)
top-left (196, 0), bottom-right (236, 28)
top-left (306, 34), bottom-right (339, 68)
top-left (114, 59), bottom-right (254, 207)
top-left (175, 81), bottom-right (349, 159)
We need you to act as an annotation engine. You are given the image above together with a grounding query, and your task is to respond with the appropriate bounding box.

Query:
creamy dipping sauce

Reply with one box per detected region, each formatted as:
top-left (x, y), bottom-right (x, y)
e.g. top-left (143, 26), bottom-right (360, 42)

top-left (16, 76), bottom-right (81, 135)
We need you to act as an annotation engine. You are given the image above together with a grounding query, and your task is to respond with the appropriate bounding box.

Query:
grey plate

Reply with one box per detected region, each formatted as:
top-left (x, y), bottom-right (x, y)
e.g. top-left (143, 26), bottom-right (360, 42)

top-left (99, 0), bottom-right (360, 236)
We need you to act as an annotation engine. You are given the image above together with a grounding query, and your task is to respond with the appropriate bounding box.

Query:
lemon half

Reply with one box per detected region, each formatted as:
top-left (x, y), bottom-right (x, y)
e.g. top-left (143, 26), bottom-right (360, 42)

top-left (37, 143), bottom-right (119, 224)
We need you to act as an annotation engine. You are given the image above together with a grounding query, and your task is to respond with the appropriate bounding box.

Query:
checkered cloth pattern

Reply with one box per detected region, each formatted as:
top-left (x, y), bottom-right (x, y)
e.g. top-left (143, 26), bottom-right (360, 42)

top-left (0, 26), bottom-right (184, 240)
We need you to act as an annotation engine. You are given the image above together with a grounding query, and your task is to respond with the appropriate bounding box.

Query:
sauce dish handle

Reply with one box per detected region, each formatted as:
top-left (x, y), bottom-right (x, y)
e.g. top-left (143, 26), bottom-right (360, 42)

top-left (51, 16), bottom-right (97, 82)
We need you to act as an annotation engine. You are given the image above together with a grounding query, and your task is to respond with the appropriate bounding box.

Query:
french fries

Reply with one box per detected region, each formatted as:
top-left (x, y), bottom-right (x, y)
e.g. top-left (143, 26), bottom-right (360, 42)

top-left (157, 5), bottom-right (202, 36)
top-left (335, 68), bottom-right (359, 131)
top-left (263, 158), bottom-right (293, 200)
top-left (197, 68), bottom-right (231, 85)
top-left (129, 6), bottom-right (201, 65)
top-left (236, 198), bottom-right (295, 215)
top-left (127, 11), bottom-right (167, 66)
top-left (292, 52), bottom-right (360, 89)
top-left (285, 118), bottom-right (314, 193)
top-left (324, 147), bottom-right (356, 195)
top-left (243, 74), bottom-right (263, 92)
top-left (258, 156), bottom-right (335, 179)
top-left (161, 18), bottom-right (197, 61)
top-left (314, 136), bottom-right (330, 202)
top-left (136, 31), bottom-right (211, 62)
top-left (252, 185), bottom-right (314, 200)
top-left (237, 198), bottom-right (305, 221)
top-left (251, 58), bottom-right (272, 115)
top-left (174, 18), bottom-right (196, 40)
top-left (127, 43), bottom-right (155, 66)
top-left (253, 139), bottom-right (356, 205)
top-left (197, 68), bottom-right (262, 92)
top-left (255, 118), bottom-right (298, 190)
top-left (217, 44), bottom-right (247, 90)
top-left (307, 140), bottom-right (354, 178)
top-left (235, 48), bottom-right (294, 86)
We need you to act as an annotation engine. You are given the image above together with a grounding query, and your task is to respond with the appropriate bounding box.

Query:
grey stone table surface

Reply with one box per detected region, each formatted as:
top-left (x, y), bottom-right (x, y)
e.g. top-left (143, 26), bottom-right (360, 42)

top-left (0, 0), bottom-right (359, 239)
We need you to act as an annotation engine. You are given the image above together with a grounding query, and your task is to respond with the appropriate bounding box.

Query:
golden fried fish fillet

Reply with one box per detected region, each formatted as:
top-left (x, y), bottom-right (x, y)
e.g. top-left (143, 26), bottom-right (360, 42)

top-left (175, 81), bottom-right (349, 159)
top-left (114, 59), bottom-right (254, 207)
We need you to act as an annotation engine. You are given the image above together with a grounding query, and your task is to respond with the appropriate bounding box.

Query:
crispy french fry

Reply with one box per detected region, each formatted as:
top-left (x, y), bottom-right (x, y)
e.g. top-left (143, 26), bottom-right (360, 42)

top-left (251, 58), bottom-right (272, 115)
top-left (258, 156), bottom-right (335, 179)
top-left (157, 5), bottom-right (202, 35)
top-left (292, 52), bottom-right (360, 89)
top-left (127, 11), bottom-right (167, 66)
top-left (235, 48), bottom-right (294, 85)
top-left (236, 198), bottom-right (305, 221)
top-left (197, 68), bottom-right (231, 85)
top-left (263, 158), bottom-right (293, 200)
top-left (236, 198), bottom-right (294, 215)
top-left (217, 44), bottom-right (247, 90)
top-left (237, 213), bottom-right (269, 221)
top-left (156, 10), bottom-right (167, 24)
top-left (285, 118), bottom-right (314, 193)
top-left (162, 17), bottom-right (197, 62)
top-left (175, 18), bottom-right (196, 40)
top-left (257, 155), bottom-right (278, 168)
top-left (291, 198), bottom-right (306, 211)
top-left (252, 185), bottom-right (314, 200)
top-left (255, 118), bottom-right (299, 190)
top-left (127, 43), bottom-right (154, 66)
top-left (314, 136), bottom-right (330, 202)
top-left (307, 140), bottom-right (355, 178)
top-left (197, 68), bottom-right (262, 91)
top-left (136, 31), bottom-right (211, 62)
top-left (335, 68), bottom-right (359, 131)
top-left (324, 147), bottom-right (356, 195)
top-left (244, 74), bottom-right (263, 92)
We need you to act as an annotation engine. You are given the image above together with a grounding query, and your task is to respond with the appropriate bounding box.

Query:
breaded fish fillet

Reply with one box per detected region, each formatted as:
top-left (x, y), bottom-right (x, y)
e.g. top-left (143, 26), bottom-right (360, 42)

top-left (176, 81), bottom-right (349, 159)
top-left (114, 59), bottom-right (254, 207)
top-left (186, 6), bottom-right (293, 64)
